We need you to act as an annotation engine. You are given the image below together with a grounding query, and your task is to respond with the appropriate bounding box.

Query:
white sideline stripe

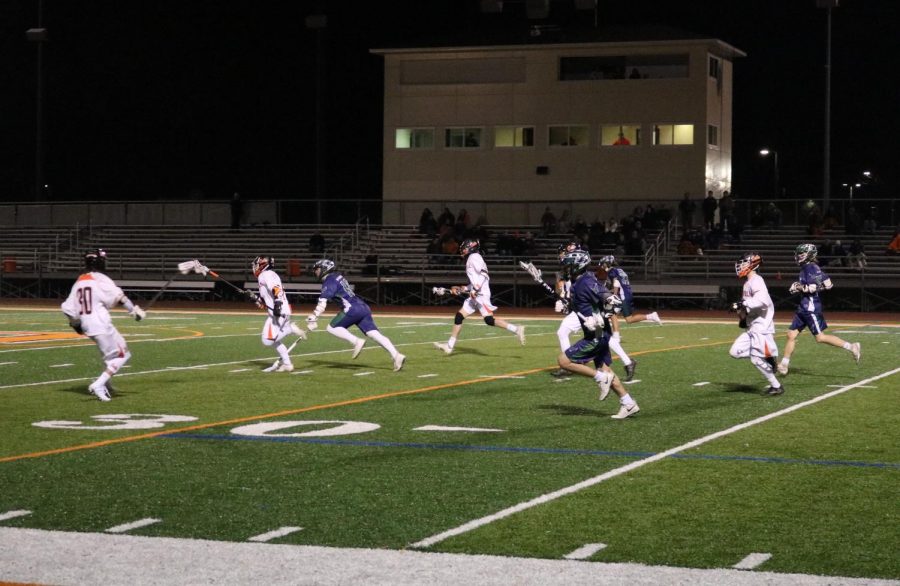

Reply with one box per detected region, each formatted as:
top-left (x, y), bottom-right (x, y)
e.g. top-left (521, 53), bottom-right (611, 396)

top-left (828, 384), bottom-right (875, 389)
top-left (353, 371), bottom-right (374, 377)
top-left (410, 367), bottom-right (900, 549)
top-left (106, 518), bottom-right (161, 534)
top-left (693, 382), bottom-right (711, 387)
top-left (247, 526), bottom-right (303, 543)
top-left (414, 425), bottom-right (505, 433)
top-left (734, 553), bottom-right (772, 570)
top-left (0, 510), bottom-right (31, 522)
top-left (563, 543), bottom-right (607, 560)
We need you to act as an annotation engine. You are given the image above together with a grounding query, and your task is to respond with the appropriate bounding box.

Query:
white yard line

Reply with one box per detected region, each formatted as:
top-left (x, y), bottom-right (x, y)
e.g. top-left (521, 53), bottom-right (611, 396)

top-left (733, 553), bottom-right (773, 570)
top-left (0, 510), bottom-right (31, 522)
top-left (247, 526), bottom-right (303, 543)
top-left (105, 518), bottom-right (161, 534)
top-left (563, 543), bottom-right (607, 560)
top-left (410, 367), bottom-right (900, 549)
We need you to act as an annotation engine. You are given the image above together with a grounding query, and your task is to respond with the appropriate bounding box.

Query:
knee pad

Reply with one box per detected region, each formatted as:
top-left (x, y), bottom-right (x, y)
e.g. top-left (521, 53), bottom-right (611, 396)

top-left (483, 315), bottom-right (495, 327)
top-left (454, 312), bottom-right (465, 325)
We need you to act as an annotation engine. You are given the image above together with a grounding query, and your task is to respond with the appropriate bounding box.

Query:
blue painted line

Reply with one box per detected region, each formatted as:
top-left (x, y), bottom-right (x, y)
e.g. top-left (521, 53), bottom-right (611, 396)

top-left (161, 433), bottom-right (900, 470)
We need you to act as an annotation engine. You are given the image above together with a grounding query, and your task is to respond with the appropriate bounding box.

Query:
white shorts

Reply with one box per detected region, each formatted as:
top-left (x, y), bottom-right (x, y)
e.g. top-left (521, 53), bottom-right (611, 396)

top-left (730, 331), bottom-right (779, 359)
top-left (558, 311), bottom-right (582, 335)
top-left (461, 293), bottom-right (497, 317)
top-left (261, 315), bottom-right (292, 346)
top-left (92, 329), bottom-right (129, 362)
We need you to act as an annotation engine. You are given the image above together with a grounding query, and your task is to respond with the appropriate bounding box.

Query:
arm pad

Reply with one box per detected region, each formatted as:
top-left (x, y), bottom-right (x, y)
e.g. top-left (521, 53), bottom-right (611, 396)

top-left (312, 299), bottom-right (327, 318)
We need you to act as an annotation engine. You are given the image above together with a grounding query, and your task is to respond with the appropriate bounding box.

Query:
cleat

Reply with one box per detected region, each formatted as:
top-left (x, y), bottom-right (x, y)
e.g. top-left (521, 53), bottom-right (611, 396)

top-left (88, 384), bottom-right (111, 402)
top-left (611, 402), bottom-right (640, 419)
top-left (290, 322), bottom-right (307, 340)
top-left (776, 362), bottom-right (789, 376)
top-left (275, 363), bottom-right (295, 372)
top-left (262, 360), bottom-right (281, 373)
top-left (351, 339), bottom-right (366, 359)
top-left (433, 342), bottom-right (453, 355)
top-left (596, 371), bottom-right (613, 401)
top-left (550, 368), bottom-right (572, 378)
top-left (624, 360), bottom-right (637, 382)
top-left (764, 356), bottom-right (777, 371)
top-left (517, 326), bottom-right (526, 346)
top-left (392, 353), bottom-right (406, 372)
top-left (647, 312), bottom-right (663, 325)
top-left (850, 343), bottom-right (861, 364)
top-left (765, 385), bottom-right (784, 396)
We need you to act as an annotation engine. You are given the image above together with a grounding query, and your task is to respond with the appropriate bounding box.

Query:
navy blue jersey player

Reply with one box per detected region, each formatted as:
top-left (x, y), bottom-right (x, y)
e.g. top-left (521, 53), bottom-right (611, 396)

top-left (307, 259), bottom-right (406, 371)
top-left (778, 244), bottom-right (860, 375)
top-left (556, 249), bottom-right (641, 419)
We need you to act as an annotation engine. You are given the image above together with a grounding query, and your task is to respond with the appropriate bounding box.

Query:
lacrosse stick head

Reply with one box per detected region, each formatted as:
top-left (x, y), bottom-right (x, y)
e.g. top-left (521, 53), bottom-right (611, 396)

top-left (519, 260), bottom-right (542, 281)
top-left (432, 286), bottom-right (448, 296)
top-left (178, 260), bottom-right (198, 275)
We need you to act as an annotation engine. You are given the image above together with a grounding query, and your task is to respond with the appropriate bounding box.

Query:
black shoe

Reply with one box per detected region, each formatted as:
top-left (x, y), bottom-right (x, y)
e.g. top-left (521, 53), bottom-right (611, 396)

top-left (765, 385), bottom-right (784, 396)
top-left (624, 360), bottom-right (637, 382)
top-left (764, 356), bottom-right (777, 370)
top-left (550, 368), bottom-right (572, 378)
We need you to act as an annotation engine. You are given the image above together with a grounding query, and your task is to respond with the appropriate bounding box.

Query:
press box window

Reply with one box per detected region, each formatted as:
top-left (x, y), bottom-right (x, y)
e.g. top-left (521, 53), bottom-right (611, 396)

top-left (395, 128), bottom-right (434, 149)
top-left (445, 127), bottom-right (483, 148)
top-left (652, 124), bottom-right (694, 145)
top-left (548, 125), bottom-right (588, 147)
top-left (495, 126), bottom-right (534, 148)
top-left (708, 125), bottom-right (719, 147)
top-left (601, 125), bottom-right (640, 146)
top-left (709, 56), bottom-right (721, 80)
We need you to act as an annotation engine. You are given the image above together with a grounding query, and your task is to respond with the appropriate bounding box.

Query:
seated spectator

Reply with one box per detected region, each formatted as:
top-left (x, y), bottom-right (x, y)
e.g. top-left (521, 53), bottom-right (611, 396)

top-left (309, 231), bottom-right (326, 254)
top-left (436, 207), bottom-right (455, 231)
top-left (363, 248), bottom-right (378, 275)
top-left (677, 234), bottom-right (699, 257)
top-left (572, 215), bottom-right (589, 242)
top-left (540, 207), bottom-right (557, 236)
top-left (418, 208), bottom-right (438, 236)
top-left (441, 235), bottom-right (460, 257)
top-left (847, 238), bottom-right (867, 269)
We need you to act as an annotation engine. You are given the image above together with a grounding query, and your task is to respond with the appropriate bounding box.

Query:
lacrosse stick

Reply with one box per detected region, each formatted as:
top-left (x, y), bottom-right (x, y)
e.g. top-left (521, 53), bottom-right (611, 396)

top-left (142, 259), bottom-right (209, 311)
top-left (431, 286), bottom-right (469, 298)
top-left (518, 261), bottom-right (561, 300)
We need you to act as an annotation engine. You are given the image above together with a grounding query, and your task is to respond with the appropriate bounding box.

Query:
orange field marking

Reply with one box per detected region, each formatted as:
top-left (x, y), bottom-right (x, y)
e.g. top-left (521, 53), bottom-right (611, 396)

top-left (0, 331), bottom-right (84, 344)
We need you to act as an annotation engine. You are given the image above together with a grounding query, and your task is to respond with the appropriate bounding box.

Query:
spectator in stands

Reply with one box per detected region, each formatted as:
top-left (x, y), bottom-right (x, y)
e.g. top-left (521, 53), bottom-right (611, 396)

top-left (862, 208), bottom-right (878, 234)
top-left (363, 247), bottom-right (379, 275)
top-left (426, 235), bottom-right (444, 266)
top-left (309, 231), bottom-right (326, 254)
top-left (456, 208), bottom-right (472, 230)
top-left (807, 206), bottom-right (824, 237)
top-left (604, 215), bottom-right (619, 233)
top-left (572, 215), bottom-right (590, 243)
top-left (823, 206), bottom-right (840, 229)
top-left (588, 220), bottom-right (606, 251)
top-left (230, 192), bottom-right (243, 231)
top-left (441, 234), bottom-right (460, 259)
top-left (724, 211), bottom-right (743, 243)
top-left (613, 131), bottom-right (630, 145)
top-left (886, 227), bottom-right (900, 255)
top-left (437, 207), bottom-right (455, 232)
top-left (702, 190), bottom-right (718, 229)
top-left (719, 190), bottom-right (735, 223)
top-left (418, 208), bottom-right (438, 236)
top-left (642, 204), bottom-right (659, 230)
top-left (540, 206), bottom-right (557, 236)
top-left (847, 238), bottom-right (868, 269)
top-left (677, 233), bottom-right (700, 257)
top-left (678, 192), bottom-right (696, 230)
top-left (845, 206), bottom-right (862, 235)
top-left (764, 202), bottom-right (783, 227)
top-left (557, 209), bottom-right (572, 234)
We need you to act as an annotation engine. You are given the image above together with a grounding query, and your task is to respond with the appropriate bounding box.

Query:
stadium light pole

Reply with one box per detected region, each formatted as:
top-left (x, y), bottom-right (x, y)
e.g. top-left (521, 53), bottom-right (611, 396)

top-left (759, 148), bottom-right (779, 198)
top-left (26, 0), bottom-right (48, 201)
top-left (817, 0), bottom-right (838, 209)
top-left (305, 14), bottom-right (327, 225)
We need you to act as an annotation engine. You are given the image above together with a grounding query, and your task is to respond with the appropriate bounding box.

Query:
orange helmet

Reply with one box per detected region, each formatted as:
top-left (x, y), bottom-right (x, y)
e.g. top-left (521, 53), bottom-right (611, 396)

top-left (734, 252), bottom-right (761, 278)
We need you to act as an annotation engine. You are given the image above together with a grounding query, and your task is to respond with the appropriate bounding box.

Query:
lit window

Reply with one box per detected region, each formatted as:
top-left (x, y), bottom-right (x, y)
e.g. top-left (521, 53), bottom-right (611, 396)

top-left (548, 125), bottom-right (588, 147)
top-left (395, 128), bottom-right (434, 149)
top-left (445, 127), bottom-right (483, 149)
top-left (495, 126), bottom-right (534, 148)
top-left (652, 124), bottom-right (694, 145)
top-left (601, 125), bottom-right (640, 146)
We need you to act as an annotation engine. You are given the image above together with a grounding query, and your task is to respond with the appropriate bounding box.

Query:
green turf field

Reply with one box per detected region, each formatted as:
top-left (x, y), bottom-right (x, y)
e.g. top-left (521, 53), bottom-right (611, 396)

top-left (1, 307), bottom-right (897, 580)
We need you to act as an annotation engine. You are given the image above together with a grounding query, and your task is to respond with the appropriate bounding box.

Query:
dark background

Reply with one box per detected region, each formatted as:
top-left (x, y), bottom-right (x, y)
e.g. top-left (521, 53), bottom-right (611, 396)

top-left (1, 0), bottom-right (897, 203)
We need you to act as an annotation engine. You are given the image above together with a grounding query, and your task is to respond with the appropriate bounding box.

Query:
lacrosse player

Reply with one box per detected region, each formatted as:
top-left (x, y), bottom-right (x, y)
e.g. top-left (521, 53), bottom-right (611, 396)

top-left (550, 241), bottom-right (584, 377)
top-left (597, 255), bottom-right (662, 382)
top-left (307, 259), bottom-right (406, 371)
top-left (252, 256), bottom-right (306, 373)
top-left (61, 249), bottom-right (145, 401)
top-left (729, 252), bottom-right (783, 395)
top-left (777, 243), bottom-right (860, 375)
top-left (556, 249), bottom-right (640, 419)
top-left (433, 238), bottom-right (525, 355)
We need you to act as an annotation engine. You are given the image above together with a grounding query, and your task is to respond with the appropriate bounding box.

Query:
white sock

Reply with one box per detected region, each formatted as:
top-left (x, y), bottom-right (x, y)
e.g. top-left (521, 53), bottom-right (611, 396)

top-left (506, 324), bottom-right (518, 333)
top-left (327, 325), bottom-right (361, 346)
top-left (842, 342), bottom-right (851, 350)
top-left (276, 343), bottom-right (292, 365)
top-left (620, 393), bottom-right (636, 407)
top-left (780, 357), bottom-right (790, 366)
top-left (751, 356), bottom-right (779, 386)
top-left (366, 329), bottom-right (398, 358)
top-left (608, 333), bottom-right (631, 365)
top-left (448, 336), bottom-right (457, 349)
top-left (95, 372), bottom-right (111, 387)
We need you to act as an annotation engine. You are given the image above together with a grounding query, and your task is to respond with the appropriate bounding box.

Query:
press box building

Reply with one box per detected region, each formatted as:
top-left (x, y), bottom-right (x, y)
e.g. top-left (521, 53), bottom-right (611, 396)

top-left (372, 31), bottom-right (745, 224)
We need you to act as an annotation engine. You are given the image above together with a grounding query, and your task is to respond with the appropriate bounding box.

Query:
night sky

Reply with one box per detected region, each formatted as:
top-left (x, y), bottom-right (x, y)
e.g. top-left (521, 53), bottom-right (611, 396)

top-left (1, 0), bottom-right (897, 203)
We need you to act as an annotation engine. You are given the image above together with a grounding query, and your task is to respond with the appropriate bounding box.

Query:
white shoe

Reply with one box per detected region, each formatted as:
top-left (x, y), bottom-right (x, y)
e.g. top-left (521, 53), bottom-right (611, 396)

top-left (433, 342), bottom-right (453, 355)
top-left (596, 371), bottom-right (613, 401)
top-left (275, 362), bottom-right (294, 372)
top-left (647, 312), bottom-right (663, 325)
top-left (611, 402), bottom-right (640, 419)
top-left (89, 383), bottom-right (111, 402)
top-left (850, 343), bottom-right (861, 364)
top-left (517, 325), bottom-right (526, 346)
top-left (776, 362), bottom-right (789, 376)
top-left (393, 353), bottom-right (406, 372)
top-left (290, 322), bottom-right (307, 340)
top-left (352, 339), bottom-right (366, 359)
top-left (263, 360), bottom-right (281, 373)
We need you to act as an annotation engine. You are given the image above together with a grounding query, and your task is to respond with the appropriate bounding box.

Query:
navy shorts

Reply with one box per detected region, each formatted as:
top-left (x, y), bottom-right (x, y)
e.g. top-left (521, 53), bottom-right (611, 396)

top-left (331, 304), bottom-right (378, 334)
top-left (789, 311), bottom-right (828, 336)
top-left (620, 298), bottom-right (635, 318)
top-left (565, 336), bottom-right (612, 368)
